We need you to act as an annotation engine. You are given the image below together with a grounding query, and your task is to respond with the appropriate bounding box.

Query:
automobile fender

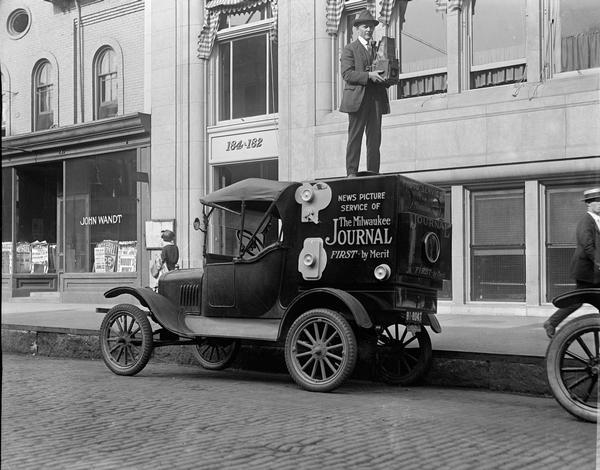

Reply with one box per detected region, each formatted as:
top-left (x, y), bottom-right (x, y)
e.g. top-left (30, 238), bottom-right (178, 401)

top-left (104, 286), bottom-right (194, 337)
top-left (279, 288), bottom-right (373, 340)
top-left (552, 288), bottom-right (600, 310)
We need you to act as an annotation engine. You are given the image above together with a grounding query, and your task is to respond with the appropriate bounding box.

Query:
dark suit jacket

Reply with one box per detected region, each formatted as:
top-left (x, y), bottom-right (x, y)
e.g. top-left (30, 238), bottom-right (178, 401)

top-left (570, 212), bottom-right (600, 284)
top-left (339, 40), bottom-right (390, 114)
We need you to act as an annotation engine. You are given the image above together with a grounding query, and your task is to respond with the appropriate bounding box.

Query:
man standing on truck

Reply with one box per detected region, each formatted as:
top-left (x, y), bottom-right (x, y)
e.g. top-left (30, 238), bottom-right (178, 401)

top-left (544, 187), bottom-right (600, 337)
top-left (339, 9), bottom-right (390, 178)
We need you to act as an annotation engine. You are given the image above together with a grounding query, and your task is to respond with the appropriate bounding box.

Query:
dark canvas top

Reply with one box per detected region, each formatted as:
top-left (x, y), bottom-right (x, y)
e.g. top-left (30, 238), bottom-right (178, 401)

top-left (200, 178), bottom-right (299, 209)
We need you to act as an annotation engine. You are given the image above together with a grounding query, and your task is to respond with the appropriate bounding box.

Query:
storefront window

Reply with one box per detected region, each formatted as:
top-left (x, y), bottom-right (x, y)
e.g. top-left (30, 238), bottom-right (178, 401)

top-left (470, 0), bottom-right (526, 89)
top-left (14, 164), bottom-right (60, 274)
top-left (545, 185), bottom-right (588, 301)
top-left (65, 152), bottom-right (138, 273)
top-left (2, 169), bottom-right (13, 274)
top-left (470, 189), bottom-right (525, 302)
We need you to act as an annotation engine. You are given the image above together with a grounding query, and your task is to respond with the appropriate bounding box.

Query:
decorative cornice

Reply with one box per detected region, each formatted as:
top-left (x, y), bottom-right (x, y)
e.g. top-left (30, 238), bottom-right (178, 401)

top-left (1, 113), bottom-right (150, 159)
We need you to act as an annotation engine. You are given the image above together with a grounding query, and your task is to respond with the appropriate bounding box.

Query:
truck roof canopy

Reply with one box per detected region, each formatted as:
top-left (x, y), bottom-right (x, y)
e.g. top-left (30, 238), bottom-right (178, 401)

top-left (200, 178), bottom-right (299, 212)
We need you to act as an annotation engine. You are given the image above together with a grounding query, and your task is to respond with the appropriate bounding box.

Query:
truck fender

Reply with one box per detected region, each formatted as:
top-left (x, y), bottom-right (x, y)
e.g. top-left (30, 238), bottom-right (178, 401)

top-left (552, 288), bottom-right (600, 310)
top-left (104, 286), bottom-right (194, 337)
top-left (280, 288), bottom-right (373, 339)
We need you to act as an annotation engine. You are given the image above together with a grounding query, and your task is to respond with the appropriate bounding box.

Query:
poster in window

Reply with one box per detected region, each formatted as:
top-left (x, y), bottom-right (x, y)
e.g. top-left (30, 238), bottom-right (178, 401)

top-left (2, 242), bottom-right (12, 274)
top-left (117, 241), bottom-right (137, 272)
top-left (94, 246), bottom-right (106, 272)
top-left (15, 242), bottom-right (32, 274)
top-left (94, 240), bottom-right (119, 273)
top-left (31, 241), bottom-right (49, 274)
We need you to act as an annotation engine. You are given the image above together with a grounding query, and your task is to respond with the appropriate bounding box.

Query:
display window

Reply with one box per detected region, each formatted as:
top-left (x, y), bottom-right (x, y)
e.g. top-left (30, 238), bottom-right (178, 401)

top-left (13, 163), bottom-right (60, 274)
top-left (64, 152), bottom-right (138, 273)
top-left (2, 168), bottom-right (13, 274)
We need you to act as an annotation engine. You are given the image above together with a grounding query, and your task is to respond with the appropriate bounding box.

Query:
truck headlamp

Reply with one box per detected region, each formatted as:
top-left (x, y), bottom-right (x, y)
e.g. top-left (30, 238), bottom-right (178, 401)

top-left (303, 253), bottom-right (316, 267)
top-left (374, 264), bottom-right (391, 281)
top-left (300, 187), bottom-right (314, 202)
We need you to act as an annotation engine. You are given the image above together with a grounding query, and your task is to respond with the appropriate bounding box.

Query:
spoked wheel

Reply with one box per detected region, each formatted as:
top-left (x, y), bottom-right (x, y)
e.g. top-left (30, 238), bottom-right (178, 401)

top-left (285, 309), bottom-right (357, 392)
top-left (192, 338), bottom-right (239, 370)
top-left (375, 323), bottom-right (432, 385)
top-left (546, 314), bottom-right (599, 422)
top-left (100, 304), bottom-right (153, 376)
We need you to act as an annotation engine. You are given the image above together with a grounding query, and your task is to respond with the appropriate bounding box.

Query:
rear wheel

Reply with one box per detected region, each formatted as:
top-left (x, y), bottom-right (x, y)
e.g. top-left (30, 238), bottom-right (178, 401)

top-left (285, 309), bottom-right (357, 392)
top-left (100, 304), bottom-right (153, 376)
top-left (546, 314), bottom-right (599, 422)
top-left (375, 323), bottom-right (432, 385)
top-left (192, 338), bottom-right (239, 370)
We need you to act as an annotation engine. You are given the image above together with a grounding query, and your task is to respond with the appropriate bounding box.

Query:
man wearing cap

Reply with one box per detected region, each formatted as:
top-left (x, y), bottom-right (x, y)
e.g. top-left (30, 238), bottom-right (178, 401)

top-left (544, 187), bottom-right (600, 337)
top-left (339, 9), bottom-right (390, 177)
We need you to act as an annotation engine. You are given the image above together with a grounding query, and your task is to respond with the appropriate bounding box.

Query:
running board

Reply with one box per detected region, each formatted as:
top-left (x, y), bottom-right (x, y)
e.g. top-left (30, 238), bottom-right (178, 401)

top-left (184, 316), bottom-right (280, 341)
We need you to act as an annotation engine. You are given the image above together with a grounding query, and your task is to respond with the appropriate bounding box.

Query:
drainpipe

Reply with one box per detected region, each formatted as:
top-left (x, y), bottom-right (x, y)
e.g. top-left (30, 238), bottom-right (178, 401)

top-left (75, 0), bottom-right (84, 122)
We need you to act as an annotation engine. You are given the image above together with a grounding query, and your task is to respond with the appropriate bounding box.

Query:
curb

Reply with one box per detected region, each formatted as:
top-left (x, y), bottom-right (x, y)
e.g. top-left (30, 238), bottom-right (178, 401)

top-left (1, 325), bottom-right (551, 396)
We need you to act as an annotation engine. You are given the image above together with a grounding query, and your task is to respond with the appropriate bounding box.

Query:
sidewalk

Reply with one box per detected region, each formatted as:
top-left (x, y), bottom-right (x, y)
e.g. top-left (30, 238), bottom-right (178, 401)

top-left (1, 300), bottom-right (551, 356)
top-left (1, 299), bottom-right (558, 395)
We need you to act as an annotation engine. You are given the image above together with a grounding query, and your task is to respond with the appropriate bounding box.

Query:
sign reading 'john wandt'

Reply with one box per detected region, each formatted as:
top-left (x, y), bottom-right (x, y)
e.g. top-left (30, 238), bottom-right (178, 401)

top-left (80, 214), bottom-right (123, 226)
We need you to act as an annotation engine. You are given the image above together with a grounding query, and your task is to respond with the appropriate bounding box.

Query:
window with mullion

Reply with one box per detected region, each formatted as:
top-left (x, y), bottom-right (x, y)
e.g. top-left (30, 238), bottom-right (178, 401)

top-left (218, 33), bottom-right (277, 121)
top-left (544, 186), bottom-right (589, 301)
top-left (33, 61), bottom-right (54, 131)
top-left (470, 189), bottom-right (525, 302)
top-left (469, 0), bottom-right (526, 89)
top-left (96, 48), bottom-right (118, 119)
top-left (394, 0), bottom-right (447, 99)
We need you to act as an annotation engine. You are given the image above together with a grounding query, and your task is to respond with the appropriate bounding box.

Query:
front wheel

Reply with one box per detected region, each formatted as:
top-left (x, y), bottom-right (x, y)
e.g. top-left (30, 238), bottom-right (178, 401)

top-left (546, 314), bottom-right (599, 422)
top-left (100, 304), bottom-right (153, 376)
top-left (375, 323), bottom-right (432, 385)
top-left (192, 338), bottom-right (239, 370)
top-left (285, 309), bottom-right (357, 392)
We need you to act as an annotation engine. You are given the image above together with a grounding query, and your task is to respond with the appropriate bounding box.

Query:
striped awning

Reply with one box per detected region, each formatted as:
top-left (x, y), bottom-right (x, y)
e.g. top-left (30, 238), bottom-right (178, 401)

top-left (198, 0), bottom-right (278, 60)
top-left (378, 0), bottom-right (398, 27)
top-left (326, 0), bottom-right (381, 36)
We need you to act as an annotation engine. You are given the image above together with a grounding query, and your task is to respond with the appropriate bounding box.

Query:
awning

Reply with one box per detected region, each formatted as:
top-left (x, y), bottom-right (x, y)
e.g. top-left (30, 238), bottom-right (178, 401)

top-left (326, 0), bottom-right (379, 36)
top-left (198, 0), bottom-right (278, 60)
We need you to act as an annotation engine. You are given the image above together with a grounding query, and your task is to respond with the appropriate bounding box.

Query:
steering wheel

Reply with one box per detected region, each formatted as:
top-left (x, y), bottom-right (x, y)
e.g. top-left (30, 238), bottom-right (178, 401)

top-left (236, 229), bottom-right (263, 256)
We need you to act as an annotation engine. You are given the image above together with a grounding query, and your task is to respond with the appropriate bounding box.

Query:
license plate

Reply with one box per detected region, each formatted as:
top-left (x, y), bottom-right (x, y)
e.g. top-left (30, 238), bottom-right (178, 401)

top-left (405, 310), bottom-right (422, 323)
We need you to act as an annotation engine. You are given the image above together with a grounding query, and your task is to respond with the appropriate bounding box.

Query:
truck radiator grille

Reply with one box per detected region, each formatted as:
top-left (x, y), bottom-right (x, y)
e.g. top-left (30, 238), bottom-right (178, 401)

top-left (179, 283), bottom-right (200, 308)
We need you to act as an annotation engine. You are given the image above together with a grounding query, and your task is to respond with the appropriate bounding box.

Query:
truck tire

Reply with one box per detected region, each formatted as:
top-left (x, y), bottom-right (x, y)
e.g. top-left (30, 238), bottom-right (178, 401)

top-left (285, 308), bottom-right (357, 392)
top-left (376, 323), bottom-right (432, 385)
top-left (100, 304), bottom-right (153, 376)
top-left (546, 314), bottom-right (599, 422)
top-left (193, 338), bottom-right (239, 370)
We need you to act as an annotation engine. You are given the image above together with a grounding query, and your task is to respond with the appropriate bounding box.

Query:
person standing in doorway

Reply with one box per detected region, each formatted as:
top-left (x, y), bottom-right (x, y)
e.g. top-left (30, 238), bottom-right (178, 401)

top-left (544, 187), bottom-right (600, 337)
top-left (160, 229), bottom-right (179, 272)
top-left (339, 9), bottom-right (390, 177)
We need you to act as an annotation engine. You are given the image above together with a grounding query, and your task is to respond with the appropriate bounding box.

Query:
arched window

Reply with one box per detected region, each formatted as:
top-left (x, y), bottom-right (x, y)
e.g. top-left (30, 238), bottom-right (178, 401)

top-left (96, 48), bottom-right (118, 119)
top-left (33, 61), bottom-right (54, 131)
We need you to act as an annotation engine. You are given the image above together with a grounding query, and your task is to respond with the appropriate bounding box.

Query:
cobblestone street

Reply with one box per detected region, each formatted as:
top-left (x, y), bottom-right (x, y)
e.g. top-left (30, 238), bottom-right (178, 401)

top-left (2, 354), bottom-right (598, 469)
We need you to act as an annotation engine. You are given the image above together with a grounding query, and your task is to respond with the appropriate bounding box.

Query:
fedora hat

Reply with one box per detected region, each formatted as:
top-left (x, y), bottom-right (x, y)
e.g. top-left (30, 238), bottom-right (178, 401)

top-left (582, 187), bottom-right (600, 202)
top-left (353, 9), bottom-right (379, 27)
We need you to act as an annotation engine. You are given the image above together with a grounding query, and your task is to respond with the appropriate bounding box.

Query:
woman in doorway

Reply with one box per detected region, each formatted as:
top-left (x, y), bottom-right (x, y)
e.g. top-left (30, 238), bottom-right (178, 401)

top-left (160, 229), bottom-right (179, 273)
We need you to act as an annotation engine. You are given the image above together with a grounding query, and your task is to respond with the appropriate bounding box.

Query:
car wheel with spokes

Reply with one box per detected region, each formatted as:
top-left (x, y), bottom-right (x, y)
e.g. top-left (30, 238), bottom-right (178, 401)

top-left (375, 322), bottom-right (432, 385)
top-left (193, 338), bottom-right (239, 370)
top-left (100, 304), bottom-right (153, 376)
top-left (285, 308), bottom-right (357, 392)
top-left (546, 314), bottom-right (599, 422)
